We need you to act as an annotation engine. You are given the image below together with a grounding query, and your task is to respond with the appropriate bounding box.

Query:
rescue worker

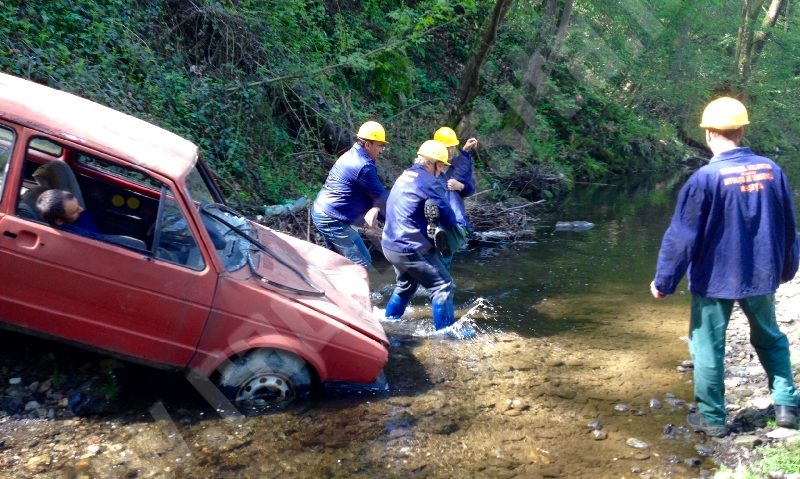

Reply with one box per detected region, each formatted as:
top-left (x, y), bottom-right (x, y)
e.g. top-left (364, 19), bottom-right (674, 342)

top-left (311, 121), bottom-right (389, 269)
top-left (430, 126), bottom-right (478, 267)
top-left (650, 97), bottom-right (799, 437)
top-left (381, 140), bottom-right (474, 338)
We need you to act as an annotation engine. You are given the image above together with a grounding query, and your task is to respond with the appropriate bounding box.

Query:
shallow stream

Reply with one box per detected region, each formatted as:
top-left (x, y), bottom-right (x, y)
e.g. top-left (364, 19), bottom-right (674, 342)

top-left (5, 161), bottom-right (800, 478)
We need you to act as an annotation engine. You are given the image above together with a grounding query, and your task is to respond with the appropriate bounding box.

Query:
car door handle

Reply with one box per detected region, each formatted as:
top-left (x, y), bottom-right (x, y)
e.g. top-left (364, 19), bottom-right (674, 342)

top-left (5, 230), bottom-right (40, 249)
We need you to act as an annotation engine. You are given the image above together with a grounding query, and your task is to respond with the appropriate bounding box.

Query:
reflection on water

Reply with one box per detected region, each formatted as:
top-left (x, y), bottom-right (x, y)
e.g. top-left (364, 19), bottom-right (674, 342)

top-left (371, 170), bottom-right (694, 338)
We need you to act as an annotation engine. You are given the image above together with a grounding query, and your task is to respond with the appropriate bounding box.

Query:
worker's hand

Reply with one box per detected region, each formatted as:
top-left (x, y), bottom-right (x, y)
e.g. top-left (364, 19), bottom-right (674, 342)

top-left (650, 281), bottom-right (667, 300)
top-left (364, 207), bottom-right (381, 228)
top-left (463, 138), bottom-right (478, 151)
top-left (447, 179), bottom-right (465, 191)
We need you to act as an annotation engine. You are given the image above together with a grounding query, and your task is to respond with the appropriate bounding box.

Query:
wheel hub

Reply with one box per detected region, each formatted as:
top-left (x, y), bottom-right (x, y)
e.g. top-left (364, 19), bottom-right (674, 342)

top-left (236, 372), bottom-right (295, 409)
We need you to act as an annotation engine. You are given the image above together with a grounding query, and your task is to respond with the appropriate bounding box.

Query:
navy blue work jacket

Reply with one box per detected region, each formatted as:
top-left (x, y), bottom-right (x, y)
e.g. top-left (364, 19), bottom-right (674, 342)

top-left (654, 147), bottom-right (799, 299)
top-left (443, 150), bottom-right (476, 231)
top-left (313, 143), bottom-right (388, 224)
top-left (382, 164), bottom-right (457, 253)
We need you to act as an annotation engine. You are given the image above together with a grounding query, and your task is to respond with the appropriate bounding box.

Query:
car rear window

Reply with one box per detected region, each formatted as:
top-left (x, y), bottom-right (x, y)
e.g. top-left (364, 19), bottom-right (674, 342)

top-left (77, 153), bottom-right (160, 191)
top-left (29, 137), bottom-right (62, 157)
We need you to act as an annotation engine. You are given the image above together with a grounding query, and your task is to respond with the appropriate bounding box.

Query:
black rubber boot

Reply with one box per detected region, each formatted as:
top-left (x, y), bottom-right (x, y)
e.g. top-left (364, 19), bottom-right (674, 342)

top-left (775, 405), bottom-right (798, 428)
top-left (424, 200), bottom-right (451, 257)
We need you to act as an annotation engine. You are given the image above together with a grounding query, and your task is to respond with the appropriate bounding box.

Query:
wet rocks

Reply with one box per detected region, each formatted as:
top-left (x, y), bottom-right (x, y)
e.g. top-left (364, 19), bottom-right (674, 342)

top-left (496, 398), bottom-right (529, 416)
top-left (626, 437), bottom-right (649, 450)
top-left (591, 430), bottom-right (607, 440)
top-left (613, 403), bottom-right (630, 413)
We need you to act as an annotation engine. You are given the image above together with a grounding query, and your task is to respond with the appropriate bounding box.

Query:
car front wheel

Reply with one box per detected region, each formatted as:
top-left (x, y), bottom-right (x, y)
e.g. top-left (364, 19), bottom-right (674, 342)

top-left (217, 349), bottom-right (312, 415)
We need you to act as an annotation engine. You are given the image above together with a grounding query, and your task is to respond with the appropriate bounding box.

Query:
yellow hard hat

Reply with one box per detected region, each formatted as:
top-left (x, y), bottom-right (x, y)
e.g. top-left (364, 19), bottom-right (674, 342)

top-left (433, 127), bottom-right (459, 147)
top-left (699, 97), bottom-right (750, 130)
top-left (356, 121), bottom-right (387, 143)
top-left (417, 140), bottom-right (450, 166)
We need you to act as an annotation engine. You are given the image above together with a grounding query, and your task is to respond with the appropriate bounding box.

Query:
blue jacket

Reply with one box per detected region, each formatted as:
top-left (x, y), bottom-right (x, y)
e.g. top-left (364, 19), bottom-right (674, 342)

top-left (654, 147), bottom-right (799, 299)
top-left (443, 150), bottom-right (476, 231)
top-left (382, 164), bottom-right (457, 253)
top-left (313, 143), bottom-right (388, 225)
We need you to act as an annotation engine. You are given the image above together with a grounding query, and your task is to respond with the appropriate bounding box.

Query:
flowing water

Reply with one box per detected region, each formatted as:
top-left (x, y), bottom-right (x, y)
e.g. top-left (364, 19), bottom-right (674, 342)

top-left (6, 161), bottom-right (800, 478)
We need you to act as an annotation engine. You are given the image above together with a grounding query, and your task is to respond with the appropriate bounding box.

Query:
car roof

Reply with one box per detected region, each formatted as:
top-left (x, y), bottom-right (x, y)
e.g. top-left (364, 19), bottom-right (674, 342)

top-left (0, 72), bottom-right (198, 179)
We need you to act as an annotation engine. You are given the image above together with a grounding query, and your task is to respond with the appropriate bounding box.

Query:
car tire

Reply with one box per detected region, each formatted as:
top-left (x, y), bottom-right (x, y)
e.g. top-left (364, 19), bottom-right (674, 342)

top-left (217, 349), bottom-right (312, 415)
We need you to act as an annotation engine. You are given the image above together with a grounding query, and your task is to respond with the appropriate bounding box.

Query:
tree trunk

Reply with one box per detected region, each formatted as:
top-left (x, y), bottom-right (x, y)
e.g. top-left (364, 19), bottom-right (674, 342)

top-left (735, 0), bottom-right (784, 85)
top-left (445, 0), bottom-right (514, 128)
top-left (522, 0), bottom-right (574, 108)
top-left (744, 0), bottom-right (787, 80)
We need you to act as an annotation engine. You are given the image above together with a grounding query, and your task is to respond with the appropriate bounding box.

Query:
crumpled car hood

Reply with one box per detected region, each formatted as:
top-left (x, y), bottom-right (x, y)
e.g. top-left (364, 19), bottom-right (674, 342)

top-left (248, 224), bottom-right (388, 345)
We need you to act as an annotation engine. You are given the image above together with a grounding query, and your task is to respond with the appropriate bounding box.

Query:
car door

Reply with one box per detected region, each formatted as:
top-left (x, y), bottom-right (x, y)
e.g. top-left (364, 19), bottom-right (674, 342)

top-left (0, 131), bottom-right (216, 367)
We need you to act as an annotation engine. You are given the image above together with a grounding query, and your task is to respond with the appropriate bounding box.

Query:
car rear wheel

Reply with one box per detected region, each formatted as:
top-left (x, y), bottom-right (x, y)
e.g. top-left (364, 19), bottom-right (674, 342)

top-left (218, 349), bottom-right (312, 415)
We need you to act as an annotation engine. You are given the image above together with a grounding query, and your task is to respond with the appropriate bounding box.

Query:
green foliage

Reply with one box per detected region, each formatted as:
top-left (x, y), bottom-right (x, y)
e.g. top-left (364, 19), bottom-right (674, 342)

top-left (1, 0), bottom-right (797, 209)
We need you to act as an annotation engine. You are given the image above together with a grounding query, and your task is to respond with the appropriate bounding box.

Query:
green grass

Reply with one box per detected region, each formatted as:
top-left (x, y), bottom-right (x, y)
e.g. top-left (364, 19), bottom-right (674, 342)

top-left (716, 440), bottom-right (800, 478)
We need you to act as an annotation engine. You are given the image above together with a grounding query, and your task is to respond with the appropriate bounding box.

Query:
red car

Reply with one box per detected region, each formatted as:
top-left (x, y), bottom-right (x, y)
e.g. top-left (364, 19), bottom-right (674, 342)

top-left (0, 72), bottom-right (388, 413)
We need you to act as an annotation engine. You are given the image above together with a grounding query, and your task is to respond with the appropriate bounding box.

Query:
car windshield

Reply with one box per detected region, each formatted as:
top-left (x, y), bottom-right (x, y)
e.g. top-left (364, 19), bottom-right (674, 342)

top-left (200, 203), bottom-right (257, 272)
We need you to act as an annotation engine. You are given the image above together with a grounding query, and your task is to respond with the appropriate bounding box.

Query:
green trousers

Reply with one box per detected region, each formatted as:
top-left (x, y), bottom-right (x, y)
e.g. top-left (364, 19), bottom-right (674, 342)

top-left (440, 225), bottom-right (469, 269)
top-left (690, 294), bottom-right (798, 425)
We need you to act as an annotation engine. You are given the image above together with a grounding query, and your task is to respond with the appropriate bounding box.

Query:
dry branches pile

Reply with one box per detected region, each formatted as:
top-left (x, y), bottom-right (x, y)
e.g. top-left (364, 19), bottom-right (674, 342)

top-left (255, 194), bottom-right (547, 249)
top-left (464, 196), bottom-right (543, 243)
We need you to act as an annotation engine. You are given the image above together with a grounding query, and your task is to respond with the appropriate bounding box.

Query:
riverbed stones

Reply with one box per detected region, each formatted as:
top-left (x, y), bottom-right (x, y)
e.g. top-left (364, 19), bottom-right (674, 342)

top-left (25, 454), bottom-right (51, 473)
top-left (694, 443), bottom-right (715, 457)
top-left (733, 435), bottom-right (762, 449)
top-left (751, 396), bottom-right (773, 410)
top-left (766, 428), bottom-right (800, 440)
top-left (626, 437), bottom-right (649, 449)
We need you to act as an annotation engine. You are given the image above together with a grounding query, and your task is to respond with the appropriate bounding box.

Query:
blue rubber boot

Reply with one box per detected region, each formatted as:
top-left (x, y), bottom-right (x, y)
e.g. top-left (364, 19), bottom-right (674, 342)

top-left (432, 298), bottom-right (456, 330)
top-left (385, 294), bottom-right (411, 320)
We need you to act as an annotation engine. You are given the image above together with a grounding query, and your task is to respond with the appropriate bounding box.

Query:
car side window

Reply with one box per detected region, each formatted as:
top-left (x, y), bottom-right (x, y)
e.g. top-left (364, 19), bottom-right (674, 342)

top-left (0, 125), bottom-right (15, 201)
top-left (153, 187), bottom-right (205, 271)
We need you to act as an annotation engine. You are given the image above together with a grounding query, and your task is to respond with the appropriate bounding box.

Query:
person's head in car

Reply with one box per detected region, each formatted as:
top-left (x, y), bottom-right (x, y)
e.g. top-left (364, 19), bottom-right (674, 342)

top-left (36, 189), bottom-right (84, 225)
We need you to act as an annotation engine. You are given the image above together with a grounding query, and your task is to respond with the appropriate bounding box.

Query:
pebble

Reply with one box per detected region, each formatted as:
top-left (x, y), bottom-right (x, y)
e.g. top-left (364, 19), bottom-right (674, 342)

top-left (684, 457), bottom-right (702, 468)
top-left (591, 430), bottom-right (607, 440)
top-left (25, 454), bottom-right (50, 473)
top-left (8, 377), bottom-right (21, 385)
top-left (649, 399), bottom-right (662, 409)
top-left (751, 396), bottom-right (772, 410)
top-left (613, 404), bottom-right (630, 413)
top-left (586, 419), bottom-right (602, 430)
top-left (694, 444), bottom-right (715, 457)
top-left (733, 435), bottom-right (762, 449)
top-left (766, 428), bottom-right (800, 439)
top-left (85, 444), bottom-right (102, 456)
top-left (664, 396), bottom-right (686, 408)
top-left (626, 438), bottom-right (649, 450)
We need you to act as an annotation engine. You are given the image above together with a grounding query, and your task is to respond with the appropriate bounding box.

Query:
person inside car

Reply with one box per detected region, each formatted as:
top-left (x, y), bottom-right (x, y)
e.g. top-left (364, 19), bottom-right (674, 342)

top-left (36, 189), bottom-right (101, 238)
